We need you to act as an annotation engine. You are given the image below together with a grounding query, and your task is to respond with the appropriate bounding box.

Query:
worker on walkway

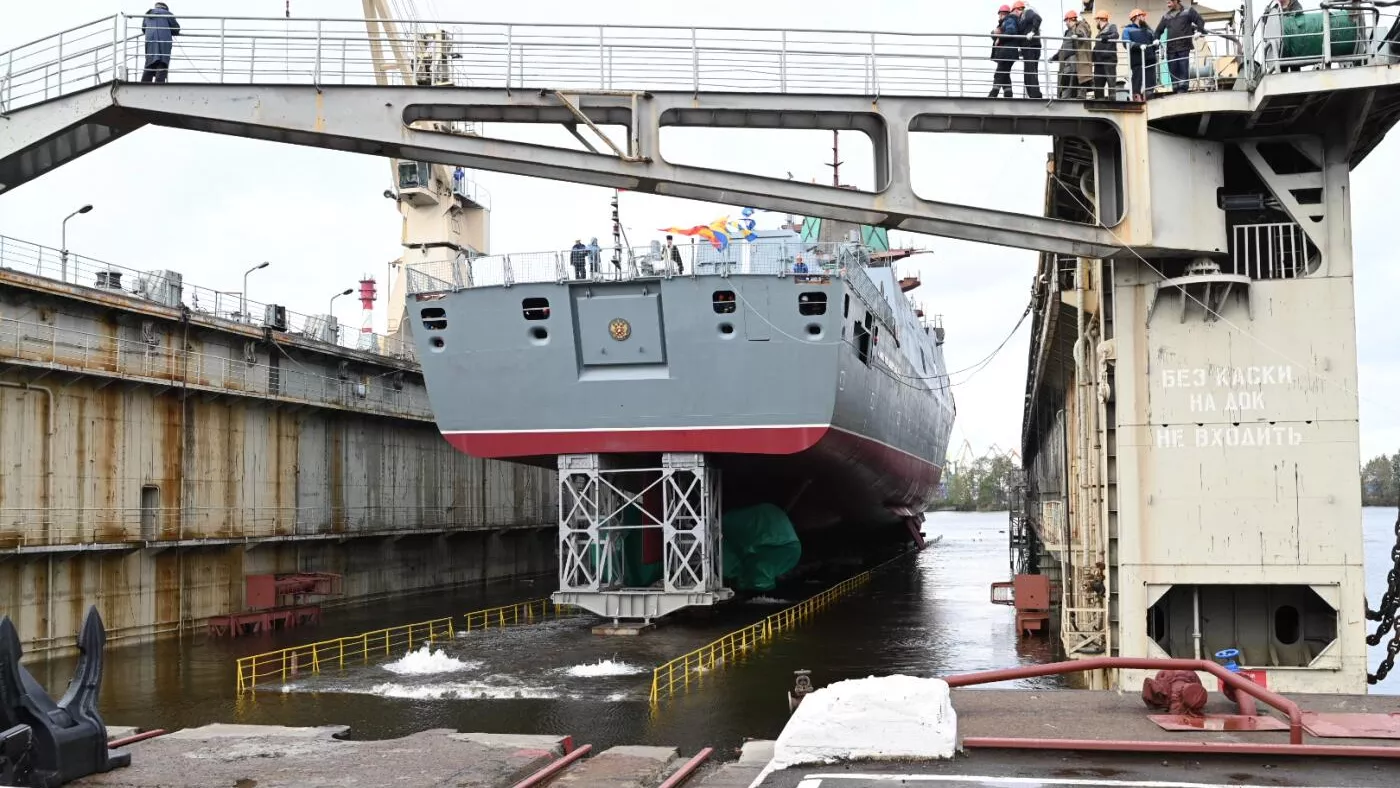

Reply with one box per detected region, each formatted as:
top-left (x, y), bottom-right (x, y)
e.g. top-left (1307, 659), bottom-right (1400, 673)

top-left (1053, 10), bottom-right (1094, 100)
top-left (1092, 10), bottom-right (1120, 99)
top-left (140, 3), bottom-right (180, 84)
top-left (1155, 0), bottom-right (1207, 91)
top-left (989, 5), bottom-right (1020, 98)
top-left (1012, 2), bottom-right (1045, 100)
top-left (1122, 9), bottom-right (1159, 100)
top-left (570, 240), bottom-right (588, 280)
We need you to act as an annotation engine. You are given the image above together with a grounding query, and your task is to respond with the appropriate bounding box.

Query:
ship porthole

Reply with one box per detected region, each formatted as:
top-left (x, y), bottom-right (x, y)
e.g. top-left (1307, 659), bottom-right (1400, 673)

top-left (529, 326), bottom-right (549, 345)
top-left (429, 337), bottom-right (446, 352)
top-left (805, 323), bottom-right (823, 340)
top-left (718, 322), bottom-right (735, 338)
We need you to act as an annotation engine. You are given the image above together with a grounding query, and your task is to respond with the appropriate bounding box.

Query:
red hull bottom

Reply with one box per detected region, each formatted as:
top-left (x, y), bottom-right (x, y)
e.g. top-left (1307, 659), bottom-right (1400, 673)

top-left (442, 425), bottom-right (943, 529)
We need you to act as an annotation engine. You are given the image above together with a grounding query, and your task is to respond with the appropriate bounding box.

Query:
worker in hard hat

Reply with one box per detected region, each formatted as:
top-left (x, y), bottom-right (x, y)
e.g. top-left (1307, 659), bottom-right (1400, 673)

top-left (1121, 8), bottom-right (1158, 100)
top-left (1155, 0), bottom-right (1208, 91)
top-left (1052, 10), bottom-right (1094, 100)
top-left (1091, 10), bottom-right (1120, 100)
top-left (989, 5), bottom-right (1021, 98)
top-left (1011, 2), bottom-right (1045, 100)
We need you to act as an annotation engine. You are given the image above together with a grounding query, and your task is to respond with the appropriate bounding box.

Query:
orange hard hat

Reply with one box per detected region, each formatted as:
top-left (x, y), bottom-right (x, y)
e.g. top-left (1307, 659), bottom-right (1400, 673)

top-left (1012, 1), bottom-right (1027, 8)
top-left (1130, 7), bottom-right (1147, 18)
top-left (1094, 9), bottom-right (1110, 19)
top-left (1064, 9), bottom-right (1078, 19)
top-left (999, 4), bottom-right (1011, 11)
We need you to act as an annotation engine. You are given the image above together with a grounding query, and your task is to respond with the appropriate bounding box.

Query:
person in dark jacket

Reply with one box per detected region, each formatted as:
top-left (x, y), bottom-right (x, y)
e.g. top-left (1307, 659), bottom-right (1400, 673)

top-left (989, 6), bottom-right (1020, 98)
top-left (1121, 9), bottom-right (1158, 100)
top-left (141, 3), bottom-right (180, 83)
top-left (570, 240), bottom-right (588, 280)
top-left (1012, 2), bottom-right (1045, 99)
top-left (1155, 0), bottom-right (1207, 91)
top-left (1091, 10), bottom-right (1119, 99)
top-left (1053, 10), bottom-right (1094, 100)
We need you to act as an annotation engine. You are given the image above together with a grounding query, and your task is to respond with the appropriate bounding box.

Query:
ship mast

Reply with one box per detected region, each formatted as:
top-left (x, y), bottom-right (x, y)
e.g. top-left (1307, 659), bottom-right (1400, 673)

top-left (362, 0), bottom-right (490, 344)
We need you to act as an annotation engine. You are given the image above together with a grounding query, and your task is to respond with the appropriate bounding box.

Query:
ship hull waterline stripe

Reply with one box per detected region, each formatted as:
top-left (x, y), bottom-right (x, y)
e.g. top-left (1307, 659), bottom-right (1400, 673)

top-left (440, 424), bottom-right (941, 468)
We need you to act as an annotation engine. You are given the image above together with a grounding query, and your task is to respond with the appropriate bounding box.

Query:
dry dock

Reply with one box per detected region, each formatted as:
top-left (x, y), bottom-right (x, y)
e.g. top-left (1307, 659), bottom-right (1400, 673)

top-left (0, 237), bottom-right (556, 655)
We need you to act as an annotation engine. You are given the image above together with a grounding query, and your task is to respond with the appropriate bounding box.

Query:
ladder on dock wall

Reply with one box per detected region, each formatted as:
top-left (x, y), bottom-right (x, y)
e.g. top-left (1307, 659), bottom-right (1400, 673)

top-left (1059, 257), bottom-right (1115, 664)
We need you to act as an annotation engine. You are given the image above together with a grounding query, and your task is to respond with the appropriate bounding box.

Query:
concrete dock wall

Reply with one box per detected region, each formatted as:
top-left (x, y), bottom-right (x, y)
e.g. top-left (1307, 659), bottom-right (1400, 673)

top-left (0, 260), bottom-right (556, 654)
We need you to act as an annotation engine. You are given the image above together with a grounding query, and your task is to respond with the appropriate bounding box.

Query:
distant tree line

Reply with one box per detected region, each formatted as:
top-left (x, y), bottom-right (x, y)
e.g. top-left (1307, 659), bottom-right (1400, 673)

top-left (935, 451), bottom-right (1398, 511)
top-left (937, 453), bottom-right (1019, 512)
top-left (1363, 453), bottom-right (1400, 507)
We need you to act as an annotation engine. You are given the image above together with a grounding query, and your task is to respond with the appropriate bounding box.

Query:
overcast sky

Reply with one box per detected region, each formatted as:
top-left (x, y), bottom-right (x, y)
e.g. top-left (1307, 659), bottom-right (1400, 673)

top-left (1, 0), bottom-right (1396, 462)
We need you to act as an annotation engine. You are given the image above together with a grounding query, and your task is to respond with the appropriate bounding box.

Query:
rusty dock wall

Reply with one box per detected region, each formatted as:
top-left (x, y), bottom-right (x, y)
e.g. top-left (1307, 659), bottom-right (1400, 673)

top-left (0, 258), bottom-right (555, 656)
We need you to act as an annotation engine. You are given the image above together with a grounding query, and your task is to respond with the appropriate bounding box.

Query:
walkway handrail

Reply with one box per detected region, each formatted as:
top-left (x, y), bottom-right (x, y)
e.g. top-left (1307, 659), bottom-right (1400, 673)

top-left (942, 656), bottom-right (1306, 745)
top-left (649, 553), bottom-right (913, 705)
top-left (235, 615), bottom-right (455, 692)
top-left (461, 598), bottom-right (579, 631)
top-left (6, 11), bottom-right (1395, 117)
top-left (0, 234), bottom-right (415, 362)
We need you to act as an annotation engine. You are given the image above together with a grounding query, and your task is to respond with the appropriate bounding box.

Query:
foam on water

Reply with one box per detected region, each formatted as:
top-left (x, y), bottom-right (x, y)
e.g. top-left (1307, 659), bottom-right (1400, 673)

top-left (382, 645), bottom-right (481, 676)
top-left (563, 659), bottom-right (647, 677)
top-left (743, 596), bottom-right (791, 605)
top-left (370, 680), bottom-right (560, 700)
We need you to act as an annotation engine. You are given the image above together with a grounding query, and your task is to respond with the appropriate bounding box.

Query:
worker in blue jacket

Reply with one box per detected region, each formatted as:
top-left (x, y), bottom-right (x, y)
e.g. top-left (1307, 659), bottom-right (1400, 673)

top-left (989, 5), bottom-right (1021, 98)
top-left (141, 3), bottom-right (180, 83)
top-left (1121, 9), bottom-right (1158, 100)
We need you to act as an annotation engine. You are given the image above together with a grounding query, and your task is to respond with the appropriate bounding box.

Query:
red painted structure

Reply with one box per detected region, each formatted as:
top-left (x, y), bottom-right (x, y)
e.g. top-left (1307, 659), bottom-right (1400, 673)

top-left (990, 574), bottom-right (1051, 635)
top-left (207, 573), bottom-right (342, 637)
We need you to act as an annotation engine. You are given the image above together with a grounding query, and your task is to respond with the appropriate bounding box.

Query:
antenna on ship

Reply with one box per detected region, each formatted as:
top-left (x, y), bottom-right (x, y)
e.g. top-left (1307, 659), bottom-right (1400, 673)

top-left (825, 130), bottom-right (843, 188)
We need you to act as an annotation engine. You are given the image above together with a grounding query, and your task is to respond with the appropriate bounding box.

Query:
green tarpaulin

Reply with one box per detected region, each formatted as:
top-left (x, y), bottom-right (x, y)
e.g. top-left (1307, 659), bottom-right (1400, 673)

top-left (722, 503), bottom-right (802, 592)
top-left (1279, 11), bottom-right (1368, 60)
top-left (621, 504), bottom-right (662, 587)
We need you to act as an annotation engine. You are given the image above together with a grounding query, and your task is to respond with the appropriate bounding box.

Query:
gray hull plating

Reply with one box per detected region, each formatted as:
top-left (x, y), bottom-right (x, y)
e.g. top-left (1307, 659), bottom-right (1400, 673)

top-left (411, 265), bottom-right (955, 530)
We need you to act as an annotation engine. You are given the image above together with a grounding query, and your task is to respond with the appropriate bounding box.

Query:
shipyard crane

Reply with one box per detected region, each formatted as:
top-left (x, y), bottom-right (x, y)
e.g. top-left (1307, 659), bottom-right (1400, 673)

top-left (361, 0), bottom-right (490, 345)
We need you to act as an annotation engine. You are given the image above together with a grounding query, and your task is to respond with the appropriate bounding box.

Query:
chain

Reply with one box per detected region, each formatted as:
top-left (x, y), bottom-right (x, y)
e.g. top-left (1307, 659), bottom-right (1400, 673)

top-left (1366, 455), bottom-right (1400, 684)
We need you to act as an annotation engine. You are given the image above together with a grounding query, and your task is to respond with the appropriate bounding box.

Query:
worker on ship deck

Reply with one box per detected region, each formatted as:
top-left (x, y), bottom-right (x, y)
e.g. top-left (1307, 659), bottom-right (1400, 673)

top-left (1155, 0), bottom-right (1208, 91)
top-left (570, 240), bottom-right (588, 280)
top-left (141, 3), bottom-right (180, 84)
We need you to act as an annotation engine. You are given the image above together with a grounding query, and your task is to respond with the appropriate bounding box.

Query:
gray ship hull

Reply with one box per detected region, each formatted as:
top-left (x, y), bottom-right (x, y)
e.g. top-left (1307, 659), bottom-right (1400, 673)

top-left (410, 265), bottom-right (954, 532)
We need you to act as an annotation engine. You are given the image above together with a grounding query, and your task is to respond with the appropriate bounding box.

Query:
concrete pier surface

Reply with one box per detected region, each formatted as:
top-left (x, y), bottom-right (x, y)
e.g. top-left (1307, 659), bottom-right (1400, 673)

top-left (87, 688), bottom-right (1400, 787)
top-left (87, 724), bottom-right (570, 788)
top-left (750, 688), bottom-right (1400, 787)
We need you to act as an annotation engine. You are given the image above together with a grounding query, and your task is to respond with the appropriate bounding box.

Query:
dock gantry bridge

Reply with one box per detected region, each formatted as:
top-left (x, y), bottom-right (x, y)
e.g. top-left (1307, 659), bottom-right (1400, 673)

top-left (3, 2), bottom-right (1400, 690)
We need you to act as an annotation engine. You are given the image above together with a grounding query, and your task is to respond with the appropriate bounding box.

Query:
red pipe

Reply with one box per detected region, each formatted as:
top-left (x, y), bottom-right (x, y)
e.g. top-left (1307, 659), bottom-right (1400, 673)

top-left (942, 657), bottom-right (1305, 745)
top-left (963, 737), bottom-right (1400, 759)
top-left (108, 729), bottom-right (168, 749)
top-left (512, 743), bottom-right (592, 788)
top-left (656, 747), bottom-right (715, 788)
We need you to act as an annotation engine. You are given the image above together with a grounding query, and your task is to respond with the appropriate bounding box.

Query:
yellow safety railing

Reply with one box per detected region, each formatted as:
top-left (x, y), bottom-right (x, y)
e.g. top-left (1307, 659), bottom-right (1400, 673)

top-left (235, 597), bottom-right (583, 692)
top-left (235, 616), bottom-right (455, 693)
top-left (649, 562), bottom-right (888, 705)
top-left (462, 598), bottom-right (579, 631)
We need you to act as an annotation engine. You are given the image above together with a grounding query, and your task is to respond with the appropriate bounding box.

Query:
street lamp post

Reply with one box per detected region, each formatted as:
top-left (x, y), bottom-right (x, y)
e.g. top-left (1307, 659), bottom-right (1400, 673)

top-left (242, 261), bottom-right (271, 323)
top-left (329, 287), bottom-right (353, 316)
top-left (59, 204), bottom-right (94, 283)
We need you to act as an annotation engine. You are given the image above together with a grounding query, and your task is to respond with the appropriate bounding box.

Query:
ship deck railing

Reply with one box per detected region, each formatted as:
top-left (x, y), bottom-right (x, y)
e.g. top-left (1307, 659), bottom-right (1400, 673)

top-left (2, 11), bottom-right (1397, 117)
top-left (407, 240), bottom-right (883, 291)
top-left (405, 239), bottom-right (903, 334)
top-left (0, 234), bottom-right (414, 362)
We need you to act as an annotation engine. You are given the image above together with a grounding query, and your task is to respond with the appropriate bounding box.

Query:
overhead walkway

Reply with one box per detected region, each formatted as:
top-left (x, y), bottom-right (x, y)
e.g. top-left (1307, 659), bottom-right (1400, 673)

top-left (2, 13), bottom-right (1399, 257)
